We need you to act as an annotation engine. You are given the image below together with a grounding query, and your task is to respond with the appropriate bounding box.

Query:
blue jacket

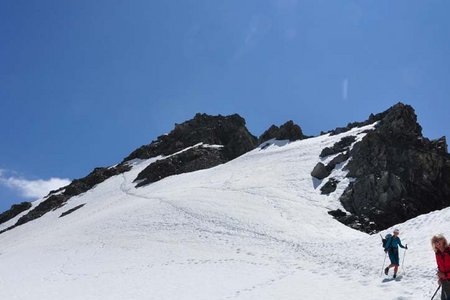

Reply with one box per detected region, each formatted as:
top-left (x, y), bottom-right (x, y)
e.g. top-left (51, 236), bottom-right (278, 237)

top-left (385, 236), bottom-right (406, 250)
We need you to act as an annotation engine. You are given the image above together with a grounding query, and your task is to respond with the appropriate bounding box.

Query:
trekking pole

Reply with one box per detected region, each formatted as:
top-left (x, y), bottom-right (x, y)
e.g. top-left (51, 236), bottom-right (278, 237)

top-left (431, 284), bottom-right (441, 300)
top-left (380, 251), bottom-right (387, 277)
top-left (401, 247), bottom-right (407, 274)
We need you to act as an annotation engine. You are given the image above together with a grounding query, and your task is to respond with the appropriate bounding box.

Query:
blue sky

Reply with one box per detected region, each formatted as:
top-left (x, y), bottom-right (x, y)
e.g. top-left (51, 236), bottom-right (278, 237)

top-left (1, 0), bottom-right (449, 212)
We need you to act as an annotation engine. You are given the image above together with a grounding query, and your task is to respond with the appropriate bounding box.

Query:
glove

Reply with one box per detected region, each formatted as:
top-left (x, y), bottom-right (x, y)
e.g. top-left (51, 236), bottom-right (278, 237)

top-left (438, 271), bottom-right (447, 280)
top-left (405, 244), bottom-right (408, 250)
top-left (384, 249), bottom-right (387, 253)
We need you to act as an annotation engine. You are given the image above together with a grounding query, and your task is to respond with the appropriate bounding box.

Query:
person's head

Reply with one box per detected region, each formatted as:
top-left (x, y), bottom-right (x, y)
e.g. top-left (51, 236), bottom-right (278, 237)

top-left (393, 228), bottom-right (400, 236)
top-left (431, 234), bottom-right (448, 253)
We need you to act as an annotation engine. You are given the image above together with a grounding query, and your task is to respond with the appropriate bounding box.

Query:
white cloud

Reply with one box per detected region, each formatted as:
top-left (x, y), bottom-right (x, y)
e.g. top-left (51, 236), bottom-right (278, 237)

top-left (0, 171), bottom-right (71, 199)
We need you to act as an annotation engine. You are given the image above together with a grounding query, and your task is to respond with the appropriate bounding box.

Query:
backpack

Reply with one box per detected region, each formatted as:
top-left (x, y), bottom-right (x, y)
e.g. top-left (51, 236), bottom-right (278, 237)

top-left (381, 233), bottom-right (392, 249)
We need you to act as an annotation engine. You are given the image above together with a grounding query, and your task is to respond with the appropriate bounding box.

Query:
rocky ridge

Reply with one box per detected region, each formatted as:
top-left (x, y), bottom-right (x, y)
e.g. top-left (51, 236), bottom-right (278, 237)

top-left (324, 103), bottom-right (450, 233)
top-left (1, 104), bottom-right (449, 235)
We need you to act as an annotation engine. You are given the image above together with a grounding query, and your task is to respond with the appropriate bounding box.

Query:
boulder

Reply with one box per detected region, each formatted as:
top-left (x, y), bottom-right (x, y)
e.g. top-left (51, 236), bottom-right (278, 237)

top-left (321, 178), bottom-right (339, 195)
top-left (311, 162), bottom-right (331, 180)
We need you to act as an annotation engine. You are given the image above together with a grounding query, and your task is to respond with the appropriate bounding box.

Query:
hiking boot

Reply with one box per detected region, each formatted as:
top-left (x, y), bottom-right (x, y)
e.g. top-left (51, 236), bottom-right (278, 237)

top-left (384, 267), bottom-right (389, 275)
top-left (393, 274), bottom-right (397, 279)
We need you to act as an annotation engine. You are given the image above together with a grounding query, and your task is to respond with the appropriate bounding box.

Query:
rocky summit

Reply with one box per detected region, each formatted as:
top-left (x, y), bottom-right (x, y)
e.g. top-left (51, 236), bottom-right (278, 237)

top-left (327, 103), bottom-right (450, 233)
top-left (258, 120), bottom-right (306, 144)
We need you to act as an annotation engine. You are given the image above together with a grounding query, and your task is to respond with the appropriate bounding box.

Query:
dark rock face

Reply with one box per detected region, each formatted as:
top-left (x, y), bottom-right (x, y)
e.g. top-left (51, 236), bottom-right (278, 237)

top-left (259, 121), bottom-right (305, 144)
top-left (328, 209), bottom-right (378, 233)
top-left (64, 165), bottom-right (130, 196)
top-left (135, 145), bottom-right (227, 187)
top-left (328, 152), bottom-right (350, 169)
top-left (311, 152), bottom-right (350, 181)
top-left (0, 202), bottom-right (32, 225)
top-left (124, 113), bottom-right (258, 162)
top-left (15, 194), bottom-right (68, 226)
top-left (321, 178), bottom-right (339, 195)
top-left (320, 136), bottom-right (356, 158)
top-left (59, 204), bottom-right (86, 218)
top-left (129, 113), bottom-right (258, 187)
top-left (326, 111), bottom-right (387, 136)
top-left (335, 103), bottom-right (450, 233)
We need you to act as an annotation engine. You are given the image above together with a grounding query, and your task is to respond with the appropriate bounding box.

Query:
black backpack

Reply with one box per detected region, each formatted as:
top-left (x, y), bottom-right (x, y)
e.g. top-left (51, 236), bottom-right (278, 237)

top-left (381, 233), bottom-right (392, 249)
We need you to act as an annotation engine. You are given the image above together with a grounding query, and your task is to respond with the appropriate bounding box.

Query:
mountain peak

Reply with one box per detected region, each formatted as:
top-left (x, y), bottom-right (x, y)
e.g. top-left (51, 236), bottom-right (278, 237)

top-left (258, 120), bottom-right (306, 144)
top-left (123, 113), bottom-right (257, 162)
top-left (377, 102), bottom-right (423, 138)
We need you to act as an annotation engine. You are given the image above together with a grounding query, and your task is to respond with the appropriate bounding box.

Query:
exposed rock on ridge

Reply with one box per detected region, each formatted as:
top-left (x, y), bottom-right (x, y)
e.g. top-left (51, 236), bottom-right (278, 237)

top-left (0, 202), bottom-right (32, 225)
top-left (131, 113), bottom-right (258, 187)
top-left (134, 145), bottom-right (226, 187)
top-left (331, 103), bottom-right (450, 233)
top-left (259, 121), bottom-right (306, 144)
top-left (124, 113), bottom-right (257, 162)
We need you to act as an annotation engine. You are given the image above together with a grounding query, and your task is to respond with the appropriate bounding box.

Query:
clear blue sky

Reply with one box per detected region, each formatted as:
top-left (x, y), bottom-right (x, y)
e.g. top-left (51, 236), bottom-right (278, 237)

top-left (1, 0), bottom-right (449, 212)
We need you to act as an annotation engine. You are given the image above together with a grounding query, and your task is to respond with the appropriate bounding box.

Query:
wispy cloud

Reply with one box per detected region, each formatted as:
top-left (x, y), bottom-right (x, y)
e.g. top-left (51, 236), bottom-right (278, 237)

top-left (0, 169), bottom-right (71, 199)
top-left (273, 0), bottom-right (299, 40)
top-left (234, 15), bottom-right (272, 59)
top-left (342, 78), bottom-right (349, 100)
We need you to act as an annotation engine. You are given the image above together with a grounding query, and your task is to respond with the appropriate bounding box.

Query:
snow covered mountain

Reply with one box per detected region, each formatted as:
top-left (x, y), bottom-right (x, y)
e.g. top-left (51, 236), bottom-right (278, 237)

top-left (0, 104), bottom-right (449, 299)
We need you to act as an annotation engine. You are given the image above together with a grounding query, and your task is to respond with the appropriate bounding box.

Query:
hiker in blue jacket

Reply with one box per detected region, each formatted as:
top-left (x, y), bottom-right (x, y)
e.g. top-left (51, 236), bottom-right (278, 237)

top-left (384, 228), bottom-right (408, 278)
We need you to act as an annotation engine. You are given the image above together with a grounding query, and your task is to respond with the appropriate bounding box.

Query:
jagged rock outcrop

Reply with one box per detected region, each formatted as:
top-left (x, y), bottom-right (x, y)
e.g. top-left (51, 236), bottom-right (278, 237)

top-left (132, 113), bottom-right (258, 187)
top-left (135, 145), bottom-right (226, 187)
top-left (0, 202), bottom-right (32, 225)
top-left (311, 152), bottom-right (350, 180)
top-left (331, 103), bottom-right (450, 233)
top-left (325, 112), bottom-right (384, 136)
top-left (320, 136), bottom-right (356, 158)
top-left (124, 113), bottom-right (257, 162)
top-left (312, 136), bottom-right (354, 184)
top-left (259, 121), bottom-right (305, 144)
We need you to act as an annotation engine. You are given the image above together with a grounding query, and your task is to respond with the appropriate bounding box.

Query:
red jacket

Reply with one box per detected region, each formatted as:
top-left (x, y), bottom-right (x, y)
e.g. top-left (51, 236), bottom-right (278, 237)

top-left (436, 247), bottom-right (450, 279)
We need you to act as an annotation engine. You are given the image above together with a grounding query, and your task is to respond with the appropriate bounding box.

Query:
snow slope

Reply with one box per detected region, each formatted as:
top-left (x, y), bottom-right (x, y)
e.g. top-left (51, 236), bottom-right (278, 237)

top-left (0, 123), bottom-right (445, 299)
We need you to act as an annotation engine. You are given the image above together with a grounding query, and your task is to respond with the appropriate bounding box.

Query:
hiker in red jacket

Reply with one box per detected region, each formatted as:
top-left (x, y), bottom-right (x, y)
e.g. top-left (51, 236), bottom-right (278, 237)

top-left (432, 234), bottom-right (450, 300)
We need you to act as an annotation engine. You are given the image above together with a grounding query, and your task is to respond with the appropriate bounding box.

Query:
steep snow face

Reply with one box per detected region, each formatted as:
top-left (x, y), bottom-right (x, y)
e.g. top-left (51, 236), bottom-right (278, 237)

top-left (0, 123), bottom-right (443, 299)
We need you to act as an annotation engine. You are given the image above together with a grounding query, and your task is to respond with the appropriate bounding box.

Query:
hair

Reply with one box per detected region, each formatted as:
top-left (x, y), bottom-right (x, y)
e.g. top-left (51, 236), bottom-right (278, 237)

top-left (431, 234), bottom-right (448, 253)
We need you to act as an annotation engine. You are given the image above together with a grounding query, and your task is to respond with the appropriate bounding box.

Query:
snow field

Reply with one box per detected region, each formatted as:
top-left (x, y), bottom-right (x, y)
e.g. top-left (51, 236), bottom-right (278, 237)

top-left (0, 123), bottom-right (445, 299)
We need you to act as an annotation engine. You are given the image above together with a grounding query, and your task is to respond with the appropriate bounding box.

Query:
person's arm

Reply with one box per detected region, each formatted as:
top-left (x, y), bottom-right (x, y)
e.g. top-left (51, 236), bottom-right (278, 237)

top-left (398, 238), bottom-right (407, 249)
top-left (436, 253), bottom-right (448, 281)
